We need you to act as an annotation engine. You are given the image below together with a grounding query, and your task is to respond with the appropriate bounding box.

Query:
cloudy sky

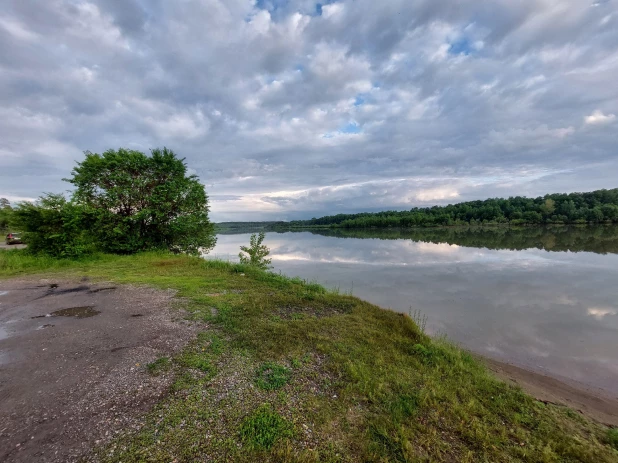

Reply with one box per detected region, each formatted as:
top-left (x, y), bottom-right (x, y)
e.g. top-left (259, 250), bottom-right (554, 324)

top-left (1, 0), bottom-right (617, 221)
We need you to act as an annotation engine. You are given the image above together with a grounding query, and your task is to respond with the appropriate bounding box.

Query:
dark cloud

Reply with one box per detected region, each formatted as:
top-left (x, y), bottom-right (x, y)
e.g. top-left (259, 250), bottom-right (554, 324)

top-left (0, 0), bottom-right (617, 219)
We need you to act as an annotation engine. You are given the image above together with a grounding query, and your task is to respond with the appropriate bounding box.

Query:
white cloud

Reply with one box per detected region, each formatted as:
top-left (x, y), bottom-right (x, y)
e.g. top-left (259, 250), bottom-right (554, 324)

top-left (321, 3), bottom-right (345, 21)
top-left (0, 16), bottom-right (38, 41)
top-left (412, 187), bottom-right (460, 202)
top-left (584, 110), bottom-right (616, 125)
top-left (145, 111), bottom-right (210, 140)
top-left (587, 307), bottom-right (617, 320)
top-left (68, 2), bottom-right (130, 50)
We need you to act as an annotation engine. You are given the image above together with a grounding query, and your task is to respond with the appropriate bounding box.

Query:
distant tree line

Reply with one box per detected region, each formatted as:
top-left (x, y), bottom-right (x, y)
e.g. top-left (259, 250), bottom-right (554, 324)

top-left (282, 189), bottom-right (618, 229)
top-left (302, 225), bottom-right (618, 255)
top-left (215, 221), bottom-right (288, 234)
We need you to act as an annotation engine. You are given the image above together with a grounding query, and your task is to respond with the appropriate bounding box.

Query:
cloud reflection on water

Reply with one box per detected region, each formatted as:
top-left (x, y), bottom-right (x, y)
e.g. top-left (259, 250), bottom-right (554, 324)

top-left (211, 227), bottom-right (618, 394)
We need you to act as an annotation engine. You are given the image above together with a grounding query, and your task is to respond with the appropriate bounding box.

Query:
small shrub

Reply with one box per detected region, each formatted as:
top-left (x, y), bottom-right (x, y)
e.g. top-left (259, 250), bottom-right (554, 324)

top-left (239, 232), bottom-right (272, 269)
top-left (255, 362), bottom-right (292, 390)
top-left (12, 193), bottom-right (96, 258)
top-left (239, 404), bottom-right (293, 450)
top-left (608, 428), bottom-right (618, 450)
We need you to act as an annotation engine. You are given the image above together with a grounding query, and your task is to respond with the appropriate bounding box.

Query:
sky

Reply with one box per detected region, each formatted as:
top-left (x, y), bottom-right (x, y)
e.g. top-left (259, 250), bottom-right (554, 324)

top-left (1, 0), bottom-right (617, 222)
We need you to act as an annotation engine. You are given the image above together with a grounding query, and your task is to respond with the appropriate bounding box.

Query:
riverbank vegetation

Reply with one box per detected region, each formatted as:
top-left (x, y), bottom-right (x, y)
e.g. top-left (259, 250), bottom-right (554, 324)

top-left (275, 188), bottom-right (618, 229)
top-left (10, 148), bottom-right (216, 257)
top-left (0, 198), bottom-right (13, 234)
top-left (1, 250), bottom-right (616, 462)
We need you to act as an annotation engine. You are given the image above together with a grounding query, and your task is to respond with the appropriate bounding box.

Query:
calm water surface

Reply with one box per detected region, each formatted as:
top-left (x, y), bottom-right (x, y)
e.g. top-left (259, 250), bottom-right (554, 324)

top-left (210, 226), bottom-right (618, 395)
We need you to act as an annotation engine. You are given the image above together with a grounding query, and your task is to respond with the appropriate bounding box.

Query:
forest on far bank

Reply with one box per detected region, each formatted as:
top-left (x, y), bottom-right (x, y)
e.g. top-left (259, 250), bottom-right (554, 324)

top-left (278, 188), bottom-right (618, 229)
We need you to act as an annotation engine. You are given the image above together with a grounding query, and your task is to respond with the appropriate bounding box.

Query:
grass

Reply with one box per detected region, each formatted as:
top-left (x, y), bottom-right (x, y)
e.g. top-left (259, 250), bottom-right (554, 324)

top-left (255, 362), bottom-right (292, 391)
top-left (608, 428), bottom-right (618, 450)
top-left (146, 356), bottom-right (171, 376)
top-left (2, 248), bottom-right (618, 462)
top-left (239, 404), bottom-right (294, 450)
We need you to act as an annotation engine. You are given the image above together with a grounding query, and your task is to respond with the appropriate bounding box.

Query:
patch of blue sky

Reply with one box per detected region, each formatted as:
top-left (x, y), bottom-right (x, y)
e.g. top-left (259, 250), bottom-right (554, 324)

top-left (449, 37), bottom-right (474, 56)
top-left (322, 121), bottom-right (362, 139)
top-left (354, 95), bottom-right (366, 106)
top-left (340, 122), bottom-right (361, 134)
top-left (255, 0), bottom-right (290, 12)
top-left (314, 1), bottom-right (338, 16)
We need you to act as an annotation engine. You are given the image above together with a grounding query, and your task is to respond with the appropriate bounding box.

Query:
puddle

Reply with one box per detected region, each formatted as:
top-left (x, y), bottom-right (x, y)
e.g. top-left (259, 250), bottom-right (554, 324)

top-left (32, 306), bottom-right (101, 319)
top-left (0, 325), bottom-right (8, 341)
top-left (0, 291), bottom-right (8, 297)
top-left (50, 306), bottom-right (100, 318)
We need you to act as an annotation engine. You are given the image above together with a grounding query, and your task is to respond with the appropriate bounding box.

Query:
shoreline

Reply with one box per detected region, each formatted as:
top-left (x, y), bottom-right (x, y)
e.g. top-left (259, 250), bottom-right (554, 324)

top-left (1, 251), bottom-right (617, 461)
top-left (481, 355), bottom-right (618, 426)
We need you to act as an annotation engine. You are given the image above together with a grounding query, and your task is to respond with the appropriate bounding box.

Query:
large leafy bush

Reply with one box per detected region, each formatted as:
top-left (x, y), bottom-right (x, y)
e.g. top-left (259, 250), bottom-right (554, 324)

top-left (13, 147), bottom-right (216, 256)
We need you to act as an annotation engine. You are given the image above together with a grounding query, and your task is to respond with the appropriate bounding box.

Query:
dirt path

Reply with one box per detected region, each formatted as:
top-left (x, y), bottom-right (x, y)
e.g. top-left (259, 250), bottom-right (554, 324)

top-left (0, 278), bottom-right (200, 463)
top-left (483, 357), bottom-right (618, 426)
top-left (0, 243), bottom-right (26, 250)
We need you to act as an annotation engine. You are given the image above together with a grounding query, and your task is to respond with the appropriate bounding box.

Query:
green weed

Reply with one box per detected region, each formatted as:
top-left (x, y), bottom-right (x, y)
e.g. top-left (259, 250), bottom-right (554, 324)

top-left (239, 404), bottom-right (293, 450)
top-left (255, 362), bottom-right (292, 391)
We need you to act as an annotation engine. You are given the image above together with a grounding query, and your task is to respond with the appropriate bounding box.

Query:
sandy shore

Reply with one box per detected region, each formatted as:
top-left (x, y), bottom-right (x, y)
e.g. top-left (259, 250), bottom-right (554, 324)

top-left (482, 356), bottom-right (618, 426)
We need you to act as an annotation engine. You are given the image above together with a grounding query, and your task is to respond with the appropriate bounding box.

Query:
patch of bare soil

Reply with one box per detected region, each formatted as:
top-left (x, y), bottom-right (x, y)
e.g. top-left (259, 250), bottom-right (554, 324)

top-left (0, 278), bottom-right (201, 463)
top-left (0, 244), bottom-right (26, 251)
top-left (483, 357), bottom-right (618, 426)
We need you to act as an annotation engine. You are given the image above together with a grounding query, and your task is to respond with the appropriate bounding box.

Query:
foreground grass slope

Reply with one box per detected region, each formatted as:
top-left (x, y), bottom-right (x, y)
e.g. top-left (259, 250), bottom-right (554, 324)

top-left (1, 250), bottom-right (617, 462)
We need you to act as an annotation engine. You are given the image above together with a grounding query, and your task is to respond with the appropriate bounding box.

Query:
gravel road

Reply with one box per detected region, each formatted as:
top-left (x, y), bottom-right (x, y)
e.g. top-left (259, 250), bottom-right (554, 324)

top-left (0, 278), bottom-right (200, 462)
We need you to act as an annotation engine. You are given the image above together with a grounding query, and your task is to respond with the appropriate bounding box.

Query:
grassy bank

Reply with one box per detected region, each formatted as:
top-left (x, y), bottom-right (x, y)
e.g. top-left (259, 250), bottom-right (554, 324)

top-left (1, 250), bottom-right (617, 462)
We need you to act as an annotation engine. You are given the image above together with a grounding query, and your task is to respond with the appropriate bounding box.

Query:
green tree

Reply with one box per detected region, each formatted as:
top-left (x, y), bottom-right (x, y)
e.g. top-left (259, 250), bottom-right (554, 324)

top-left (540, 198), bottom-right (556, 217)
top-left (66, 147), bottom-right (216, 255)
top-left (587, 207), bottom-right (604, 223)
top-left (12, 194), bottom-right (95, 257)
top-left (239, 232), bottom-right (272, 269)
top-left (0, 198), bottom-right (12, 232)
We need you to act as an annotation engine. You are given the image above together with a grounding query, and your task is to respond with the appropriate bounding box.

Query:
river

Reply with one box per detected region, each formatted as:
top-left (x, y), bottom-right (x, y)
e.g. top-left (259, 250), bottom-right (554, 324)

top-left (209, 225), bottom-right (618, 395)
